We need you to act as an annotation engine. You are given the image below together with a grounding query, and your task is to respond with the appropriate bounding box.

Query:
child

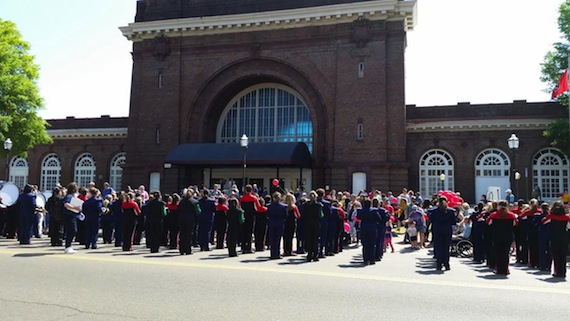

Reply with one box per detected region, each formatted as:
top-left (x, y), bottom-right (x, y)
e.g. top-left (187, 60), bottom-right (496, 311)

top-left (384, 218), bottom-right (395, 253)
top-left (407, 220), bottom-right (419, 249)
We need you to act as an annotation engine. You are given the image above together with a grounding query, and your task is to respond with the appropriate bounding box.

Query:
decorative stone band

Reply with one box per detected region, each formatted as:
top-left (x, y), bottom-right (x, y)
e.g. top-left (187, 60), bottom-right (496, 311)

top-left (120, 0), bottom-right (417, 42)
top-left (407, 119), bottom-right (555, 133)
top-left (48, 128), bottom-right (128, 140)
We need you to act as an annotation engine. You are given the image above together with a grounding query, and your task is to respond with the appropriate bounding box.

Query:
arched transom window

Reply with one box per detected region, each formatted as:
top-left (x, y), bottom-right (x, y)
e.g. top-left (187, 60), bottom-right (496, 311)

top-left (74, 153), bottom-right (96, 188)
top-left (9, 157), bottom-right (29, 189)
top-left (419, 149), bottom-right (454, 197)
top-left (217, 83), bottom-right (313, 151)
top-left (40, 153), bottom-right (61, 192)
top-left (475, 149), bottom-right (510, 177)
top-left (109, 152), bottom-right (126, 191)
top-left (533, 148), bottom-right (569, 201)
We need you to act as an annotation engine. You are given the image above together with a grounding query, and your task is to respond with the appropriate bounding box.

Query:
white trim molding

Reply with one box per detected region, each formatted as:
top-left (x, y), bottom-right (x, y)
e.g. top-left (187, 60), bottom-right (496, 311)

top-left (120, 0), bottom-right (417, 42)
top-left (48, 128), bottom-right (128, 140)
top-left (407, 118), bottom-right (555, 133)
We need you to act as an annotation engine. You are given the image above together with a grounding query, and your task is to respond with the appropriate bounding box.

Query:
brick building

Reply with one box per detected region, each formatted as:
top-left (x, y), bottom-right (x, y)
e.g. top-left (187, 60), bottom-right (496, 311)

top-left (7, 0), bottom-right (569, 204)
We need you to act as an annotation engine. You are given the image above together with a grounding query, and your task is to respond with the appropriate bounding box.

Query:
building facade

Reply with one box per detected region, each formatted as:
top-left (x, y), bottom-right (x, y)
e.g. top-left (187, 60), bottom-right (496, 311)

top-left (8, 0), bottom-right (570, 204)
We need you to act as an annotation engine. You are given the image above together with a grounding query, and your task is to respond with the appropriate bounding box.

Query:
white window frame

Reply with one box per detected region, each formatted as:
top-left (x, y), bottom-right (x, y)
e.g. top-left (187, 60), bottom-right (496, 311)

top-left (40, 153), bottom-right (61, 192)
top-left (419, 149), bottom-right (454, 197)
top-left (74, 153), bottom-right (96, 188)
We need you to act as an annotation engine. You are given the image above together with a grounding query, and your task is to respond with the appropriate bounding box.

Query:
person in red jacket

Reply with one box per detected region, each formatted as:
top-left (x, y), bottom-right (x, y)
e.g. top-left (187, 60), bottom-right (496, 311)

top-left (239, 185), bottom-right (261, 253)
top-left (541, 200), bottom-right (570, 278)
top-left (486, 200), bottom-right (518, 275)
top-left (214, 196), bottom-right (229, 249)
top-left (121, 192), bottom-right (141, 251)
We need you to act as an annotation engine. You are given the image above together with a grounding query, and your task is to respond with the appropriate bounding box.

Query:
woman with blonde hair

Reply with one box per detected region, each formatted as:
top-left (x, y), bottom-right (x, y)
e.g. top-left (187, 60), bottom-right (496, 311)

top-left (283, 193), bottom-right (301, 256)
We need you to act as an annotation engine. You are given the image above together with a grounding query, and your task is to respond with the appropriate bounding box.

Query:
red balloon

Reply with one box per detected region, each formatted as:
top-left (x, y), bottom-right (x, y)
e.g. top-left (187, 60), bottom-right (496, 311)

top-left (272, 179), bottom-right (279, 186)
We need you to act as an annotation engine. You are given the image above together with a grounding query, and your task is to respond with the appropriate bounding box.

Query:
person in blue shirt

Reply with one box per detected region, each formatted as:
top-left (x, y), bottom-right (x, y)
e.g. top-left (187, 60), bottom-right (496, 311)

top-left (198, 189), bottom-right (216, 251)
top-left (428, 196), bottom-right (457, 271)
top-left (357, 199), bottom-right (382, 265)
top-left (101, 182), bottom-right (115, 199)
top-left (266, 192), bottom-right (288, 259)
top-left (82, 187), bottom-right (104, 249)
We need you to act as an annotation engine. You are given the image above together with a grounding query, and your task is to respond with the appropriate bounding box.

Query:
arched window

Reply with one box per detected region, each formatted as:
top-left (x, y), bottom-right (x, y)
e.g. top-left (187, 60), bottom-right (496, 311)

top-left (533, 148), bottom-right (569, 201)
top-left (40, 153), bottom-right (61, 192)
top-left (217, 83), bottom-right (313, 151)
top-left (419, 149), bottom-right (454, 197)
top-left (74, 153), bottom-right (96, 188)
top-left (9, 157), bottom-right (29, 189)
top-left (109, 152), bottom-right (126, 191)
top-left (475, 149), bottom-right (510, 177)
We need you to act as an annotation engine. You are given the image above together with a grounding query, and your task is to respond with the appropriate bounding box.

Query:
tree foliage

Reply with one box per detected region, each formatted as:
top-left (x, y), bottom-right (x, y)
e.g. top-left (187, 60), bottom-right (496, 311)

top-left (0, 18), bottom-right (51, 158)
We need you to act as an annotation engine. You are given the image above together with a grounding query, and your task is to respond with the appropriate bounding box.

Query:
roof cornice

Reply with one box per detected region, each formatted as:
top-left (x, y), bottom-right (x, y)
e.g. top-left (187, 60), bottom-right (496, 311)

top-left (120, 0), bottom-right (417, 42)
top-left (48, 128), bottom-right (128, 140)
top-left (407, 119), bottom-right (555, 133)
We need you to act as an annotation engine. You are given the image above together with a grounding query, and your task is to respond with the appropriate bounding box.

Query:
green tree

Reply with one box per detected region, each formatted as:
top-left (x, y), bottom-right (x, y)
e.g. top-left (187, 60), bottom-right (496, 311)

top-left (0, 18), bottom-right (51, 159)
top-left (541, 1), bottom-right (570, 156)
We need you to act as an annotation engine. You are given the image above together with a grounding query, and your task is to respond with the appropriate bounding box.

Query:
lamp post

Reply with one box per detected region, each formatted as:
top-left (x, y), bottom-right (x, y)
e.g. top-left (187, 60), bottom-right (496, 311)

top-left (507, 133), bottom-right (520, 198)
top-left (4, 138), bottom-right (12, 181)
top-left (439, 172), bottom-right (446, 191)
top-left (240, 134), bottom-right (249, 193)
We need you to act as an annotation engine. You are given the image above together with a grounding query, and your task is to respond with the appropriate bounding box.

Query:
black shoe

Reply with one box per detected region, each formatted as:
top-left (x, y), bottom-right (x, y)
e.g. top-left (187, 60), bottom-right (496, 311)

top-left (318, 253), bottom-right (325, 258)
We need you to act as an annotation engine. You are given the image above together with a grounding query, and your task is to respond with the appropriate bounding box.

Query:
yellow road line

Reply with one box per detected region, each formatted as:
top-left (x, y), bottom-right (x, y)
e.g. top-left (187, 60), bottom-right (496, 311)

top-left (1, 247), bottom-right (568, 295)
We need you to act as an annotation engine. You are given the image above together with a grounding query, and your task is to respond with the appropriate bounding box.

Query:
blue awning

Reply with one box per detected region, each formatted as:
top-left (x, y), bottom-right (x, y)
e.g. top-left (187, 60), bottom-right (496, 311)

top-left (165, 142), bottom-right (312, 168)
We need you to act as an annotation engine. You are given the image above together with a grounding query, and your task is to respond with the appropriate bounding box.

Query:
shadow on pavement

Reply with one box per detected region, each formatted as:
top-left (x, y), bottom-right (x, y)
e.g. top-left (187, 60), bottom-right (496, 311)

top-left (240, 257), bottom-right (271, 263)
top-left (476, 274), bottom-right (509, 280)
top-left (13, 252), bottom-right (55, 258)
top-left (416, 269), bottom-right (445, 275)
top-left (537, 276), bottom-right (567, 283)
top-left (200, 254), bottom-right (230, 260)
top-left (278, 258), bottom-right (308, 265)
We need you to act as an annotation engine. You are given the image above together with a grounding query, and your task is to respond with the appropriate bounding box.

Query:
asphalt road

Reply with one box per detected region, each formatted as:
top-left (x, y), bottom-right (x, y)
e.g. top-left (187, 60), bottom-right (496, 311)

top-left (0, 235), bottom-right (568, 321)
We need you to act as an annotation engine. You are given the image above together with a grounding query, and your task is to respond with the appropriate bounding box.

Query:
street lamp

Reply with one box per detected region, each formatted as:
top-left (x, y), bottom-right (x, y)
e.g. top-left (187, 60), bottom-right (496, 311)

top-left (439, 173), bottom-right (446, 191)
top-left (4, 138), bottom-right (12, 181)
top-left (507, 133), bottom-right (520, 198)
top-left (240, 134), bottom-right (249, 193)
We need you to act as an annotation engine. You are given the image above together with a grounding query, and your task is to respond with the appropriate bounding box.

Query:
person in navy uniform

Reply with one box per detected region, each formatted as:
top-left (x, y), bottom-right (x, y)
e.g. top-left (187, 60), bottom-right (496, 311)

top-left (372, 198), bottom-right (390, 262)
top-left (226, 198), bottom-right (244, 257)
top-left (45, 186), bottom-right (64, 246)
top-left (82, 187), bottom-right (104, 249)
top-left (428, 196), bottom-right (457, 271)
top-left (198, 189), bottom-right (216, 251)
top-left (146, 191), bottom-right (166, 253)
top-left (534, 203), bottom-right (552, 272)
top-left (178, 189), bottom-right (200, 255)
top-left (111, 191), bottom-right (124, 247)
top-left (303, 191), bottom-right (322, 262)
top-left (17, 184), bottom-right (37, 245)
top-left (470, 202), bottom-right (486, 263)
top-left (295, 193), bottom-right (307, 254)
top-left (357, 199), bottom-right (381, 265)
top-left (486, 200), bottom-right (518, 275)
top-left (541, 200), bottom-right (570, 278)
top-left (266, 192), bottom-right (288, 259)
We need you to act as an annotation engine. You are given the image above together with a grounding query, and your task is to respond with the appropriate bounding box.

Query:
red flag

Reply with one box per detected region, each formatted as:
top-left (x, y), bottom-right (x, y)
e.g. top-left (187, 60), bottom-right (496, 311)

top-left (551, 69), bottom-right (569, 99)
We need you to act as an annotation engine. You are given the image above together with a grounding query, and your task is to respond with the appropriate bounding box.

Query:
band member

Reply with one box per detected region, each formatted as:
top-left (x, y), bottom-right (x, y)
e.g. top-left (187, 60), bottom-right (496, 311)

top-left (83, 187), bottom-right (103, 249)
top-left (239, 185), bottom-right (262, 253)
top-left (121, 192), bottom-right (141, 251)
top-left (267, 192), bottom-right (288, 259)
top-left (542, 201), bottom-right (570, 278)
top-left (486, 200), bottom-right (518, 275)
top-left (254, 197), bottom-right (268, 252)
top-left (283, 193), bottom-right (300, 256)
top-left (316, 188), bottom-right (331, 258)
top-left (198, 189), bottom-right (216, 251)
top-left (17, 184), bottom-right (37, 245)
top-left (303, 191), bottom-right (323, 262)
top-left (166, 194), bottom-right (180, 249)
top-left (112, 192), bottom-right (125, 247)
top-left (357, 199), bottom-right (382, 265)
top-left (146, 191), bottom-right (166, 253)
top-left (214, 196), bottom-right (229, 249)
top-left (372, 198), bottom-right (390, 261)
top-left (63, 182), bottom-right (81, 254)
top-left (428, 196), bottom-right (456, 271)
top-left (226, 198), bottom-right (244, 257)
top-left (45, 186), bottom-right (64, 246)
top-left (178, 189), bottom-right (200, 255)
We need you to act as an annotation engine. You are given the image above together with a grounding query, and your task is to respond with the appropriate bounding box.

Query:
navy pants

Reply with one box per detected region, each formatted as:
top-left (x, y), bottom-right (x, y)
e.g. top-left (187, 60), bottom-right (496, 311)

top-left (84, 216), bottom-right (99, 249)
top-left (198, 220), bottom-right (212, 251)
top-left (433, 230), bottom-right (451, 269)
top-left (360, 226), bottom-right (377, 264)
top-left (64, 214), bottom-right (78, 248)
top-left (268, 223), bottom-right (284, 259)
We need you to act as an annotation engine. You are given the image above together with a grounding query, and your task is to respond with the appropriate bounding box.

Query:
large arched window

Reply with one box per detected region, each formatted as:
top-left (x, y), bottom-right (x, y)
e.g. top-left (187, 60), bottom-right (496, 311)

top-left (40, 153), bottom-right (61, 192)
top-left (533, 148), bottom-right (569, 201)
top-left (475, 149), bottom-right (510, 177)
top-left (419, 149), bottom-right (454, 197)
top-left (109, 152), bottom-right (126, 191)
top-left (9, 157), bottom-right (29, 189)
top-left (74, 153), bottom-right (96, 188)
top-left (217, 83), bottom-right (313, 151)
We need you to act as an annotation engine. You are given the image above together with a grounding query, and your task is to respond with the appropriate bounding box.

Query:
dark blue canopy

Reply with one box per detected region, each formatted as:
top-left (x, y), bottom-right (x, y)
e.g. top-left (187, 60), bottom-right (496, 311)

top-left (165, 142), bottom-right (312, 168)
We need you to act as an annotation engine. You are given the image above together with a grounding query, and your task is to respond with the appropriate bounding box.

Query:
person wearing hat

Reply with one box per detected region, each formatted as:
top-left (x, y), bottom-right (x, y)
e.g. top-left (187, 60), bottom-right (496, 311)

top-left (428, 196), bottom-right (457, 271)
top-left (505, 189), bottom-right (515, 204)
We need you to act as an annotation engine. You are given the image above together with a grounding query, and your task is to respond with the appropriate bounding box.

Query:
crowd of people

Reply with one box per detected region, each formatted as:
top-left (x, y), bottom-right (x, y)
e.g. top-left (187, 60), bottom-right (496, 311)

top-left (1, 182), bottom-right (569, 278)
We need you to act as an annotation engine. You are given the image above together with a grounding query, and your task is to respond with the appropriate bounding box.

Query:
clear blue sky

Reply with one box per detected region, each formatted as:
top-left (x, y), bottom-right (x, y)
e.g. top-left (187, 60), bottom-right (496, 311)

top-left (0, 0), bottom-right (564, 119)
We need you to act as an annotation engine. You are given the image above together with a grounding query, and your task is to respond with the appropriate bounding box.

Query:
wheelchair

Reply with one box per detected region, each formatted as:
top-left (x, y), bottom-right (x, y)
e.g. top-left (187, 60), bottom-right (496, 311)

top-left (450, 236), bottom-right (473, 258)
